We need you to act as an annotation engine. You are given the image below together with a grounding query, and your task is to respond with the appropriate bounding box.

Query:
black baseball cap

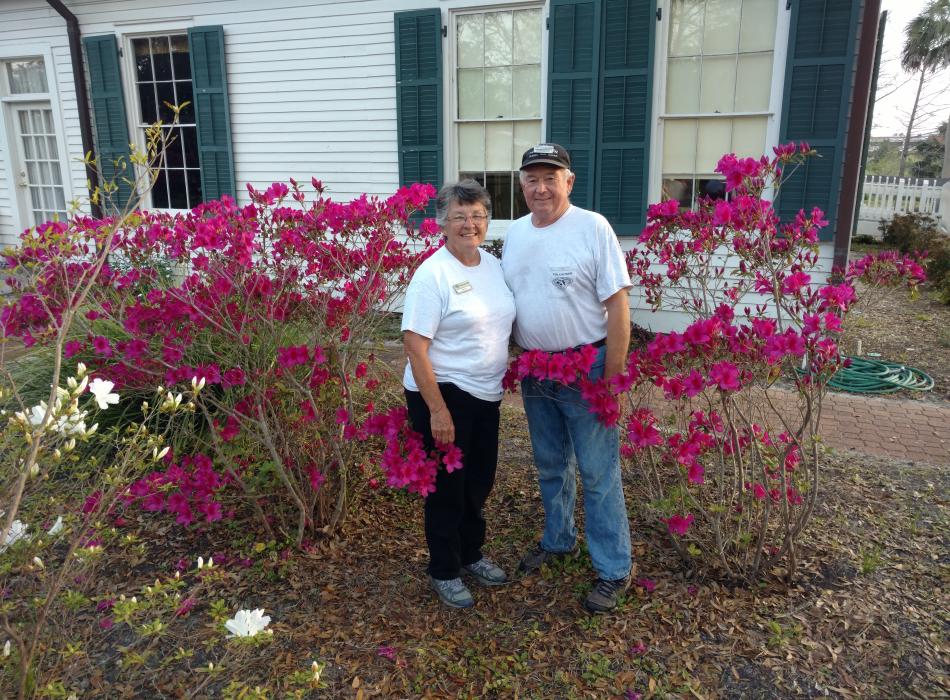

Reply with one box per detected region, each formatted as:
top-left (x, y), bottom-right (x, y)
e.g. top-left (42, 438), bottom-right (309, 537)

top-left (520, 143), bottom-right (572, 170)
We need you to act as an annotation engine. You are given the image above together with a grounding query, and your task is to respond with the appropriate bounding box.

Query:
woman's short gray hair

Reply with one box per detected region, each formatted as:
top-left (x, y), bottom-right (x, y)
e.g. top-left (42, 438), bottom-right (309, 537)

top-left (435, 179), bottom-right (492, 226)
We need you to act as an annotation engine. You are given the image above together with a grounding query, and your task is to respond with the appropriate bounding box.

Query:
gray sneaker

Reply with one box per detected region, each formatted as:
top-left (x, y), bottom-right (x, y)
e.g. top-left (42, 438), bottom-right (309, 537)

top-left (583, 575), bottom-right (631, 613)
top-left (517, 542), bottom-right (576, 573)
top-left (429, 576), bottom-right (474, 608)
top-left (463, 557), bottom-right (508, 586)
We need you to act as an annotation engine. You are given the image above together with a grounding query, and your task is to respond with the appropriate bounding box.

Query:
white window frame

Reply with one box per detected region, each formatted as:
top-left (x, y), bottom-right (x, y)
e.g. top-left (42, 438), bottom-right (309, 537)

top-left (444, 1), bottom-right (548, 237)
top-left (648, 0), bottom-right (792, 204)
top-left (0, 45), bottom-right (73, 237)
top-left (117, 18), bottom-right (197, 213)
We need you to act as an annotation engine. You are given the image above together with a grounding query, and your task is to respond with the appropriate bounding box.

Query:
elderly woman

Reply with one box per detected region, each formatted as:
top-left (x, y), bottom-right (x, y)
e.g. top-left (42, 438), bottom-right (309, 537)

top-left (401, 180), bottom-right (516, 608)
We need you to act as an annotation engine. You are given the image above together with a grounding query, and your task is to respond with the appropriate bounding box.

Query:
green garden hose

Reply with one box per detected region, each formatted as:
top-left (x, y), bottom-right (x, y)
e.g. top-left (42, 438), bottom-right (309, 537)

top-left (798, 356), bottom-right (935, 394)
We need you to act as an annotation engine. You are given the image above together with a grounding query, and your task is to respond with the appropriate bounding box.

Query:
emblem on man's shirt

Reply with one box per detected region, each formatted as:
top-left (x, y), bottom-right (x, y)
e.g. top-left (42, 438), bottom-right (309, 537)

top-left (550, 267), bottom-right (574, 290)
top-left (453, 281), bottom-right (473, 294)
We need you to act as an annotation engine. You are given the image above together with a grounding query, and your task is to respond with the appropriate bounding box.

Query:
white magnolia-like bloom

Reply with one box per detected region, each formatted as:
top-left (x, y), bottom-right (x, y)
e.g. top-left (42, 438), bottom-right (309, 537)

top-left (28, 403), bottom-right (51, 427)
top-left (224, 609), bottom-right (271, 638)
top-left (88, 378), bottom-right (120, 410)
top-left (48, 516), bottom-right (64, 536)
top-left (1, 520), bottom-right (29, 552)
top-left (2, 640), bottom-right (10, 657)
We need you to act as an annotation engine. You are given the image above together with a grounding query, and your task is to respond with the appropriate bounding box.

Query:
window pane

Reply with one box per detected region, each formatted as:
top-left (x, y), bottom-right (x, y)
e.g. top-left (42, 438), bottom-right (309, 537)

top-left (43, 110), bottom-right (54, 133)
top-left (168, 169), bottom-right (188, 209)
top-left (182, 127), bottom-right (200, 168)
top-left (47, 136), bottom-right (58, 160)
top-left (187, 169), bottom-right (203, 207)
top-left (697, 118), bottom-right (732, 172)
top-left (699, 56), bottom-right (736, 113)
top-left (662, 178), bottom-right (693, 208)
top-left (513, 9), bottom-right (541, 64)
top-left (731, 116), bottom-right (767, 158)
top-left (513, 121), bottom-right (541, 169)
top-left (27, 161), bottom-right (41, 184)
top-left (34, 132), bottom-right (48, 159)
top-left (513, 176), bottom-right (529, 219)
top-left (138, 83), bottom-right (158, 123)
top-left (458, 123), bottom-right (485, 171)
top-left (457, 14), bottom-right (484, 69)
top-left (459, 171), bottom-right (485, 188)
top-left (175, 81), bottom-right (195, 123)
top-left (698, 178), bottom-right (727, 201)
top-left (512, 65), bottom-right (541, 117)
top-left (669, 0), bottom-right (704, 57)
top-left (133, 38), bottom-right (153, 82)
top-left (152, 169), bottom-right (169, 208)
top-left (483, 11), bottom-right (512, 67)
top-left (50, 161), bottom-right (63, 186)
top-left (740, 0), bottom-right (777, 52)
top-left (170, 35), bottom-right (191, 79)
top-left (39, 161), bottom-right (51, 186)
top-left (151, 36), bottom-right (172, 81)
top-left (156, 81), bottom-right (177, 122)
top-left (666, 57), bottom-right (701, 113)
top-left (662, 119), bottom-right (697, 174)
top-left (164, 128), bottom-right (184, 168)
top-left (18, 111), bottom-right (29, 133)
top-left (484, 67), bottom-right (512, 118)
top-left (7, 58), bottom-right (48, 94)
top-left (29, 186), bottom-right (43, 212)
top-left (485, 172), bottom-right (512, 220)
top-left (735, 53), bottom-right (772, 111)
top-left (23, 135), bottom-right (35, 159)
top-left (703, 0), bottom-right (741, 54)
top-left (31, 110), bottom-right (44, 134)
top-left (486, 122), bottom-right (513, 171)
top-left (458, 68), bottom-right (484, 119)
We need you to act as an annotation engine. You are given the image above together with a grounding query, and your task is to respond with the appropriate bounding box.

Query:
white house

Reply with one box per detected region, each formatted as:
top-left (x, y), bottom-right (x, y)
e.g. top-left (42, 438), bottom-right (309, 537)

top-left (0, 0), bottom-right (882, 330)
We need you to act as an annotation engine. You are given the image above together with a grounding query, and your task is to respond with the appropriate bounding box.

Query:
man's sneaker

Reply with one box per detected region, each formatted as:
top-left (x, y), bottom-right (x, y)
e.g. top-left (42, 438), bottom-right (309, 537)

top-left (517, 542), bottom-right (576, 573)
top-left (429, 576), bottom-right (474, 608)
top-left (583, 575), bottom-right (631, 613)
top-left (463, 557), bottom-right (508, 586)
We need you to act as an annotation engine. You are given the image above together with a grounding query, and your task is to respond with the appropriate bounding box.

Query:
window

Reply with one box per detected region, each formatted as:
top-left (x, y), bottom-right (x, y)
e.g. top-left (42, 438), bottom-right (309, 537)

top-left (130, 35), bottom-right (202, 209)
top-left (454, 8), bottom-right (543, 220)
top-left (660, 0), bottom-right (777, 208)
top-left (1, 56), bottom-right (68, 226)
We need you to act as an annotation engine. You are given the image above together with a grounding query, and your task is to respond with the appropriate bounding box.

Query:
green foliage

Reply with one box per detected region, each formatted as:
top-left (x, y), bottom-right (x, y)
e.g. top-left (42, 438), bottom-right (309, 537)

top-left (479, 237), bottom-right (504, 259)
top-left (879, 212), bottom-right (950, 305)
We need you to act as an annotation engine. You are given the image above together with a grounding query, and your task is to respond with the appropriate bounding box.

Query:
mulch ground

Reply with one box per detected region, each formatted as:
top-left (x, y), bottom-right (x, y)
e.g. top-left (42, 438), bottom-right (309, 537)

top-left (49, 407), bottom-right (949, 699)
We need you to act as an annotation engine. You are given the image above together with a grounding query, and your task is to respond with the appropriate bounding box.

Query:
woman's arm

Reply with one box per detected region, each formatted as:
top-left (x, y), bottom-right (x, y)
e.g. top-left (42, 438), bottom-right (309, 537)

top-left (404, 330), bottom-right (455, 445)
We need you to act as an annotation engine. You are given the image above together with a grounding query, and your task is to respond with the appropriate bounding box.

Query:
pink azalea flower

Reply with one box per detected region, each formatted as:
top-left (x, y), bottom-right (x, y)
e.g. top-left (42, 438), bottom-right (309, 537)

top-left (636, 577), bottom-right (656, 593)
top-left (664, 513), bottom-right (695, 536)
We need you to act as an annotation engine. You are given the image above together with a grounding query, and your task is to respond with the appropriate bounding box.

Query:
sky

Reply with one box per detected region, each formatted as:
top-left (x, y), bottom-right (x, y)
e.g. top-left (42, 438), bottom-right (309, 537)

top-left (872, 0), bottom-right (950, 138)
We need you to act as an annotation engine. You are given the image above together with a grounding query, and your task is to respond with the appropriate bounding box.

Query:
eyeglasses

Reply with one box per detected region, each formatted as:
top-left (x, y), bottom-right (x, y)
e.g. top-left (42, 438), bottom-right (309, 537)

top-left (447, 213), bottom-right (489, 225)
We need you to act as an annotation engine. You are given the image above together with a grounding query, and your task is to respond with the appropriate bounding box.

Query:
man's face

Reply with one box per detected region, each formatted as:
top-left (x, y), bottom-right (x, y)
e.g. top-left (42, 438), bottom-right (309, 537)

top-left (520, 165), bottom-right (575, 223)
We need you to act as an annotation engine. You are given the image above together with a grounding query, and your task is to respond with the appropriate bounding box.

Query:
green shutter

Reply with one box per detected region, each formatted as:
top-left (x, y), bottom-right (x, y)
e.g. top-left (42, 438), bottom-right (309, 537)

top-left (188, 26), bottom-right (235, 201)
top-left (777, 0), bottom-right (862, 241)
top-left (547, 0), bottom-right (601, 210)
top-left (394, 9), bottom-right (443, 217)
top-left (595, 0), bottom-right (655, 235)
top-left (83, 34), bottom-right (132, 210)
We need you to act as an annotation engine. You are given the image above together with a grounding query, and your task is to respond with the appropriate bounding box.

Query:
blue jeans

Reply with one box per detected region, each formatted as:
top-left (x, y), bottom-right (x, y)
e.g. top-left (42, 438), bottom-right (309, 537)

top-left (521, 346), bottom-right (632, 581)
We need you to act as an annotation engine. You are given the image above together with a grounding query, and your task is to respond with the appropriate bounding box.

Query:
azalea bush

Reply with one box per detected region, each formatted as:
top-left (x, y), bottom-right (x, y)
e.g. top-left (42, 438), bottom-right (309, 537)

top-left (3, 178), bottom-right (444, 546)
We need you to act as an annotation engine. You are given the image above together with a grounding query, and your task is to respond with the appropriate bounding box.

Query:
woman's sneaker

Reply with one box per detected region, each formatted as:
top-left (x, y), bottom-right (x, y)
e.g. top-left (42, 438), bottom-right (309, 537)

top-left (429, 576), bottom-right (474, 608)
top-left (463, 557), bottom-right (508, 586)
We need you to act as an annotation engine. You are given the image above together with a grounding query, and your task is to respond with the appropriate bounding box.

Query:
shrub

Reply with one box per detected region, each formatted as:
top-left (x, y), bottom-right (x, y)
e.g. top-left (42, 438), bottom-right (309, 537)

top-left (879, 213), bottom-right (942, 254)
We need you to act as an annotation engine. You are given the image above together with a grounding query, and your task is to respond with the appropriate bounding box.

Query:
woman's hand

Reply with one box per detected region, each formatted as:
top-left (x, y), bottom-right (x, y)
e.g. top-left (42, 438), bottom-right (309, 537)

top-left (430, 405), bottom-right (455, 445)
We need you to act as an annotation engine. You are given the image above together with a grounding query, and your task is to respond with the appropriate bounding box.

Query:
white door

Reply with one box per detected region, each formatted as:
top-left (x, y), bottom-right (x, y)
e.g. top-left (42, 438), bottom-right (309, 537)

top-left (12, 103), bottom-right (67, 227)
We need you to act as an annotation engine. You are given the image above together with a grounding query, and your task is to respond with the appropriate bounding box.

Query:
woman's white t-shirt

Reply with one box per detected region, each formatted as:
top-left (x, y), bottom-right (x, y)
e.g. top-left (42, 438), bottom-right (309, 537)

top-left (401, 246), bottom-right (515, 402)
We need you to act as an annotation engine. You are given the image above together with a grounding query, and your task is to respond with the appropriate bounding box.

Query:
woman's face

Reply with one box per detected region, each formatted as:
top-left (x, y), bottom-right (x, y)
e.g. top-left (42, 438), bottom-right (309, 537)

top-left (442, 200), bottom-right (489, 260)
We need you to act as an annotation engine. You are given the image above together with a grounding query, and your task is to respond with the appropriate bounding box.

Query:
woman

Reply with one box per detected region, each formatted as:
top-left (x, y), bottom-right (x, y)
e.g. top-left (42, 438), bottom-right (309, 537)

top-left (401, 180), bottom-right (516, 608)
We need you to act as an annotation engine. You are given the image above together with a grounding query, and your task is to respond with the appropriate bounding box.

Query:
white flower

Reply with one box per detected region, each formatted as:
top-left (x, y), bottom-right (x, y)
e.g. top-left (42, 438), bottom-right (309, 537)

top-left (88, 378), bottom-right (120, 410)
top-left (76, 362), bottom-right (87, 377)
top-left (2, 640), bottom-right (9, 657)
top-left (1, 520), bottom-right (29, 552)
top-left (32, 556), bottom-right (44, 569)
top-left (224, 609), bottom-right (271, 638)
top-left (48, 517), bottom-right (64, 536)
top-left (28, 403), bottom-right (50, 427)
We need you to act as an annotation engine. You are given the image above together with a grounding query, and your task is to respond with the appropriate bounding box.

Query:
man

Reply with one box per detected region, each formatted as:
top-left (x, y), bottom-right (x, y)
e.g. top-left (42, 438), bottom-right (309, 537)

top-left (502, 143), bottom-right (633, 613)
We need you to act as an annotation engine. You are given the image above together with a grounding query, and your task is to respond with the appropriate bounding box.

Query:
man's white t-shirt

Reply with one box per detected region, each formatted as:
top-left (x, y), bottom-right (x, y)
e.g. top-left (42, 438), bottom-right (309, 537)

top-left (401, 246), bottom-right (516, 402)
top-left (501, 205), bottom-right (631, 352)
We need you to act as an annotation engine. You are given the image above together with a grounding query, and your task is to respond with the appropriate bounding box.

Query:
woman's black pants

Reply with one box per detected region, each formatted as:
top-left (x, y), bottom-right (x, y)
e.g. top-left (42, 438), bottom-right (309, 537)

top-left (405, 383), bottom-right (501, 581)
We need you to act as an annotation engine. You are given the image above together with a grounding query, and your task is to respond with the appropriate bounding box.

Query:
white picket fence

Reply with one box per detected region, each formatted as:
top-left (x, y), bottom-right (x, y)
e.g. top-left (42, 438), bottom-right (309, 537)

top-left (858, 175), bottom-right (944, 223)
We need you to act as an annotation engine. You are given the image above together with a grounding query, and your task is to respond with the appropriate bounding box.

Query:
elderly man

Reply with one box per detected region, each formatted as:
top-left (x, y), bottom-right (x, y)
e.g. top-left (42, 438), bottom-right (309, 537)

top-left (501, 143), bottom-right (633, 613)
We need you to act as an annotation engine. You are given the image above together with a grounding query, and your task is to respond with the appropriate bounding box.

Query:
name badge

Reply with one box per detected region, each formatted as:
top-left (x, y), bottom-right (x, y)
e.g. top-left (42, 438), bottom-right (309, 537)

top-left (453, 281), bottom-right (473, 294)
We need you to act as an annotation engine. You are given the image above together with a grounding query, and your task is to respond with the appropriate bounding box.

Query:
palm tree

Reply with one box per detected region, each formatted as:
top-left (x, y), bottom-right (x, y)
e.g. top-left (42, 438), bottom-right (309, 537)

top-left (899, 0), bottom-right (950, 177)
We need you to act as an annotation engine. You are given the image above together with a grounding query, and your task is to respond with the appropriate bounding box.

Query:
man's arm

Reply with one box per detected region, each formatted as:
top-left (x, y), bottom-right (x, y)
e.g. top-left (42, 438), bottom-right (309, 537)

top-left (603, 288), bottom-right (631, 379)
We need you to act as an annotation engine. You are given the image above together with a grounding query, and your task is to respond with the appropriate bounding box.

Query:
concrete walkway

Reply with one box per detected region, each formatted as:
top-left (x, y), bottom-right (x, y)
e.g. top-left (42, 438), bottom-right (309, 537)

top-left (502, 389), bottom-right (950, 466)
